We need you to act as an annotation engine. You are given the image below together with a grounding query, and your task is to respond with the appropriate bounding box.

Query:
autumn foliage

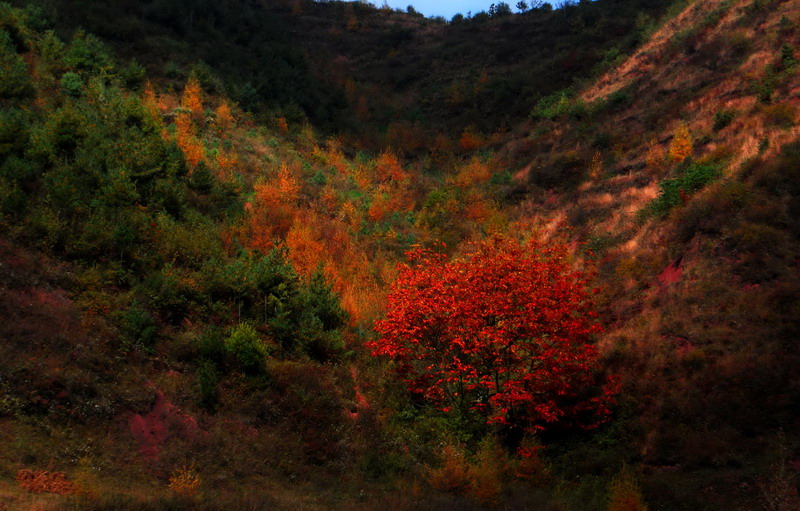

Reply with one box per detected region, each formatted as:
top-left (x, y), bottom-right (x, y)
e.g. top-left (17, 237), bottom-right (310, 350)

top-left (175, 110), bottom-right (204, 169)
top-left (369, 235), bottom-right (616, 434)
top-left (181, 76), bottom-right (204, 119)
top-left (168, 465), bottom-right (202, 499)
top-left (215, 100), bottom-right (234, 131)
top-left (17, 469), bottom-right (79, 495)
top-left (669, 123), bottom-right (693, 162)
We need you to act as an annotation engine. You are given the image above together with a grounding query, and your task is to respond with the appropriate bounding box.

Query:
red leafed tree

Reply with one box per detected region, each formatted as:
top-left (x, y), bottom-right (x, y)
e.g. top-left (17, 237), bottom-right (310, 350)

top-left (368, 235), bottom-right (616, 434)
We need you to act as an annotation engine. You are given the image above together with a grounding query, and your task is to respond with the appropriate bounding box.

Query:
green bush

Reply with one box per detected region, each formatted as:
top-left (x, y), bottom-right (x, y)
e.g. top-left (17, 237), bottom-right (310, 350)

top-left (118, 304), bottom-right (158, 349)
top-left (726, 31), bottom-right (751, 57)
top-left (154, 210), bottom-right (224, 269)
top-left (646, 161), bottom-right (724, 217)
top-left (60, 71), bottom-right (83, 96)
top-left (0, 177), bottom-right (25, 217)
top-left (196, 326), bottom-right (226, 362)
top-left (713, 109), bottom-right (736, 131)
top-left (0, 30), bottom-right (33, 100)
top-left (120, 59), bottom-right (145, 89)
top-left (0, 108), bottom-right (30, 158)
top-left (530, 90), bottom-right (573, 121)
top-left (750, 68), bottom-right (776, 103)
top-left (224, 323), bottom-right (270, 372)
top-left (301, 269), bottom-right (347, 332)
top-left (142, 265), bottom-right (194, 322)
top-left (63, 29), bottom-right (112, 73)
top-left (779, 43), bottom-right (797, 72)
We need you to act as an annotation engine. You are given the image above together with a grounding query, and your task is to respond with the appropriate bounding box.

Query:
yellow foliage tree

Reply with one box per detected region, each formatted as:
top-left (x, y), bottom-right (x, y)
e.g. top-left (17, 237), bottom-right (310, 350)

top-left (669, 123), bottom-right (693, 162)
top-left (607, 467), bottom-right (648, 511)
top-left (427, 444), bottom-right (471, 492)
top-left (467, 439), bottom-right (508, 505)
top-left (168, 465), bottom-right (201, 499)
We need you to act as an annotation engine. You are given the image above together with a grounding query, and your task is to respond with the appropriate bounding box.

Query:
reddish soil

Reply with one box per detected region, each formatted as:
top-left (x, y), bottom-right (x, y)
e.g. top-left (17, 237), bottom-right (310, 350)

top-left (348, 366), bottom-right (370, 420)
top-left (657, 257), bottom-right (683, 286)
top-left (128, 389), bottom-right (204, 460)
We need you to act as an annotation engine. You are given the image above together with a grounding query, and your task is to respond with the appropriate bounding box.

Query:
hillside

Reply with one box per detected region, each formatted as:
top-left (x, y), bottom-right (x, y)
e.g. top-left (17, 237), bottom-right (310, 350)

top-left (1, 0), bottom-right (799, 509)
top-left (7, 0), bottom-right (676, 148)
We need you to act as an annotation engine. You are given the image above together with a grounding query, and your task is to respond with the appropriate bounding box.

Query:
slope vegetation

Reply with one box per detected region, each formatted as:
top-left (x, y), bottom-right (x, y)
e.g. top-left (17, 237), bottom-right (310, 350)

top-left (0, 0), bottom-right (799, 509)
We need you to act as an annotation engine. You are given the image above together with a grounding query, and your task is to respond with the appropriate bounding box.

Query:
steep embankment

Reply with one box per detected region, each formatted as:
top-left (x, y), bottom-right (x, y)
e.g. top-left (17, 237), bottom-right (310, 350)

top-left (499, 0), bottom-right (800, 507)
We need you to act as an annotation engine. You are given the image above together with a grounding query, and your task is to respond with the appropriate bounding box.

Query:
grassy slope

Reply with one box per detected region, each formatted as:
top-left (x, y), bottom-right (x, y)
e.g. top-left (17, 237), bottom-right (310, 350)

top-left (496, 0), bottom-right (800, 508)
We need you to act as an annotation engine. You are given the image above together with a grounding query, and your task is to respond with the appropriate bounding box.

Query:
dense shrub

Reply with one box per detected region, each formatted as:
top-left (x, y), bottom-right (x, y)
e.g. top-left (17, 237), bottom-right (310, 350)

top-left (0, 30), bottom-right (33, 100)
top-left (645, 161), bottom-right (724, 217)
top-left (198, 359), bottom-right (219, 411)
top-left (118, 303), bottom-right (158, 350)
top-left (59, 71), bottom-right (82, 96)
top-left (713, 109), bottom-right (736, 131)
top-left (224, 323), bottom-right (270, 372)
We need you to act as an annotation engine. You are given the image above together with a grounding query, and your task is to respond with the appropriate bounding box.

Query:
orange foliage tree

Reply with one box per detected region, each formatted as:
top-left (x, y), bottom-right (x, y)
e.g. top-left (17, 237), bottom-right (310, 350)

top-left (459, 127), bottom-right (484, 152)
top-left (243, 163), bottom-right (302, 253)
top-left (286, 216), bottom-right (324, 278)
top-left (453, 157), bottom-right (491, 188)
top-left (216, 149), bottom-right (238, 178)
top-left (369, 235), bottom-right (617, 435)
top-left (276, 116), bottom-right (289, 134)
top-left (143, 81), bottom-right (160, 120)
top-left (168, 465), bottom-right (201, 499)
top-left (375, 150), bottom-right (407, 182)
top-left (215, 101), bottom-right (234, 131)
top-left (386, 121), bottom-right (425, 155)
top-left (174, 111), bottom-right (204, 169)
top-left (367, 193), bottom-right (390, 223)
top-left (181, 76), bottom-right (204, 120)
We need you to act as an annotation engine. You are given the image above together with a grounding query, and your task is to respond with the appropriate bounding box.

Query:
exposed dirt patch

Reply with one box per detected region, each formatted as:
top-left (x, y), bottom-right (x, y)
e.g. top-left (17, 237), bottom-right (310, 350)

top-left (657, 256), bottom-right (683, 286)
top-left (128, 388), bottom-right (204, 460)
top-left (348, 366), bottom-right (370, 420)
